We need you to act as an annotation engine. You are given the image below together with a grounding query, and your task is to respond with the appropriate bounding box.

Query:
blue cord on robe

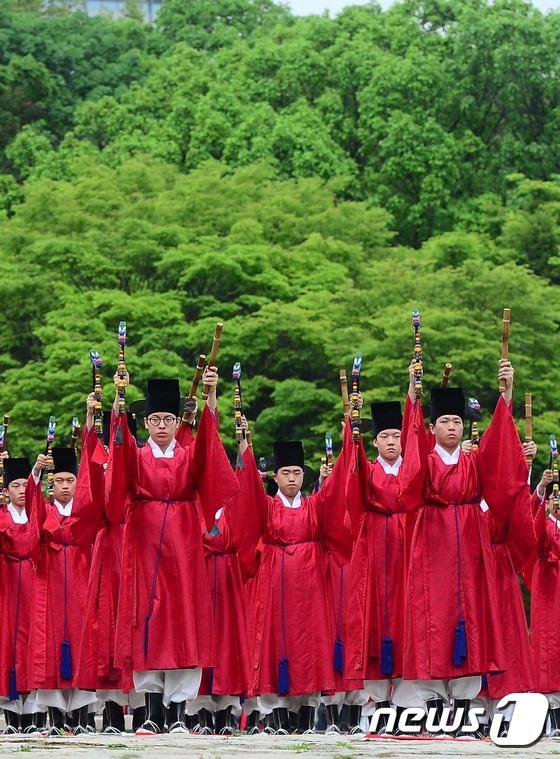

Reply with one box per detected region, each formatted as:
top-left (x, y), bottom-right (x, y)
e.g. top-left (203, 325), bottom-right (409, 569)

top-left (453, 618), bottom-right (467, 666)
top-left (8, 667), bottom-right (18, 702)
top-left (381, 637), bottom-right (394, 676)
top-left (61, 640), bottom-right (73, 680)
top-left (278, 658), bottom-right (290, 695)
top-left (334, 638), bottom-right (344, 674)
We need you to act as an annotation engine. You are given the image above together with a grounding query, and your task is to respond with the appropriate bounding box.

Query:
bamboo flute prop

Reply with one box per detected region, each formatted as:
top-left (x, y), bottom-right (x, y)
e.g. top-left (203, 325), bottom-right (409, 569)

top-left (117, 321), bottom-right (127, 416)
top-left (411, 310), bottom-right (423, 399)
top-left (44, 416), bottom-right (57, 503)
top-left (202, 323), bottom-right (224, 401)
top-left (181, 354), bottom-right (206, 426)
top-left (551, 435), bottom-right (560, 513)
top-left (70, 417), bottom-right (80, 450)
top-left (499, 308), bottom-right (511, 394)
top-left (339, 369), bottom-right (350, 419)
top-left (467, 398), bottom-right (481, 452)
top-left (0, 416), bottom-right (9, 506)
top-left (525, 393), bottom-right (533, 442)
top-left (89, 350), bottom-right (103, 437)
top-left (232, 362), bottom-right (245, 445)
top-left (350, 353), bottom-right (363, 444)
top-left (441, 363), bottom-right (453, 387)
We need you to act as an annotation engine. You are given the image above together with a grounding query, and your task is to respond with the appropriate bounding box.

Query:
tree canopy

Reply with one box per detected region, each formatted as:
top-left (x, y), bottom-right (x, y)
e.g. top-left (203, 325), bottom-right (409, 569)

top-left (1, 0), bottom-right (560, 472)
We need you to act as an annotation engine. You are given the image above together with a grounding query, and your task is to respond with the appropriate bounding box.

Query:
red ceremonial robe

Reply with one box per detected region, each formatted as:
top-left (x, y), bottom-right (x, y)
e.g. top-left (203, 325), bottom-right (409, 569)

top-left (345, 398), bottom-right (427, 682)
top-left (403, 396), bottom-right (518, 680)
top-left (27, 429), bottom-right (102, 691)
top-left (75, 421), bottom-right (132, 693)
top-left (237, 448), bottom-right (351, 698)
top-left (530, 505), bottom-right (560, 693)
top-left (0, 480), bottom-right (41, 697)
top-left (197, 506), bottom-right (251, 697)
top-left (475, 402), bottom-right (535, 698)
top-left (109, 405), bottom-right (238, 673)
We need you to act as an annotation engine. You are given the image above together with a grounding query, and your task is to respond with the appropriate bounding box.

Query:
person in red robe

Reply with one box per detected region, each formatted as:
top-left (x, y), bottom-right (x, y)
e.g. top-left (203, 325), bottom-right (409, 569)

top-left (74, 408), bottom-right (146, 735)
top-left (236, 435), bottom-right (351, 735)
top-left (27, 427), bottom-right (102, 735)
top-left (465, 427), bottom-right (536, 737)
top-left (402, 360), bottom-right (522, 737)
top-left (529, 486), bottom-right (560, 737)
top-left (345, 387), bottom-right (427, 738)
top-left (106, 368), bottom-right (238, 735)
top-left (0, 457), bottom-right (42, 733)
top-left (185, 502), bottom-right (251, 735)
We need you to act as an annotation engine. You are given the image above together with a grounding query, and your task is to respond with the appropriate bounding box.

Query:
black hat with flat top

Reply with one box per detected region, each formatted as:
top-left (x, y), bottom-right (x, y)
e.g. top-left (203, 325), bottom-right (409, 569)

top-left (371, 401), bottom-right (403, 438)
top-left (144, 379), bottom-right (180, 418)
top-left (272, 441), bottom-right (305, 472)
top-left (430, 387), bottom-right (465, 423)
top-left (3, 457), bottom-right (31, 487)
top-left (52, 447), bottom-right (77, 475)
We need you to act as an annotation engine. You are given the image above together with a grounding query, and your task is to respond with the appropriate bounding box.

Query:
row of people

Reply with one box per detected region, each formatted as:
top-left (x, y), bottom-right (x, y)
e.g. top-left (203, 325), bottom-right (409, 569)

top-left (0, 356), bottom-right (557, 740)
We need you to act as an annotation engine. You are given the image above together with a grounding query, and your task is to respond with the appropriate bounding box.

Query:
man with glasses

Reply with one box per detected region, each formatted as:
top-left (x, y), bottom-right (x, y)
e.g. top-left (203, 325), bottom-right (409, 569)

top-left (106, 367), bottom-right (238, 735)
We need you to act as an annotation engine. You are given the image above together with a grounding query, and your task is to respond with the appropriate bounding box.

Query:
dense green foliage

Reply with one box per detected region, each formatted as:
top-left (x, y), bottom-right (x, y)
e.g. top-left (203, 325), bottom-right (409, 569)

top-left (1, 0), bottom-right (560, 471)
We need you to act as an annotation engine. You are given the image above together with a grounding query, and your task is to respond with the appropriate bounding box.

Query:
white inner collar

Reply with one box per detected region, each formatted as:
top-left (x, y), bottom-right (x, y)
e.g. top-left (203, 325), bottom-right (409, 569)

top-left (434, 443), bottom-right (461, 465)
top-left (377, 455), bottom-right (402, 475)
top-left (7, 503), bottom-right (28, 524)
top-left (148, 437), bottom-right (177, 459)
top-left (54, 498), bottom-right (73, 517)
top-left (277, 490), bottom-right (302, 509)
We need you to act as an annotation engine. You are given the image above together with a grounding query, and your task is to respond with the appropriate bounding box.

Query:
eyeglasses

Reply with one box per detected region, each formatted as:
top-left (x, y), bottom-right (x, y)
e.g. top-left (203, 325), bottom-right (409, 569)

top-left (146, 415), bottom-right (178, 427)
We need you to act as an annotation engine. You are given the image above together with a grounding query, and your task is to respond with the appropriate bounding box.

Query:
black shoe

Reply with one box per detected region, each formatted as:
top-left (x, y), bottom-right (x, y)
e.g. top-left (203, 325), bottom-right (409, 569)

top-left (272, 707), bottom-right (291, 735)
top-left (348, 704), bottom-right (363, 735)
top-left (454, 699), bottom-right (475, 739)
top-left (263, 713), bottom-right (275, 734)
top-left (46, 707), bottom-right (66, 736)
top-left (368, 700), bottom-right (391, 735)
top-left (198, 708), bottom-right (214, 735)
top-left (136, 693), bottom-right (164, 735)
top-left (102, 700), bottom-right (125, 734)
top-left (325, 704), bottom-right (340, 735)
top-left (21, 713), bottom-right (39, 734)
top-left (72, 705), bottom-right (90, 736)
top-left (425, 699), bottom-right (447, 738)
top-left (498, 719), bottom-right (510, 739)
top-left (167, 701), bottom-right (188, 734)
top-left (294, 705), bottom-right (314, 735)
top-left (215, 705), bottom-right (235, 735)
top-left (3, 709), bottom-right (20, 734)
top-left (246, 709), bottom-right (261, 735)
top-left (132, 706), bottom-right (146, 733)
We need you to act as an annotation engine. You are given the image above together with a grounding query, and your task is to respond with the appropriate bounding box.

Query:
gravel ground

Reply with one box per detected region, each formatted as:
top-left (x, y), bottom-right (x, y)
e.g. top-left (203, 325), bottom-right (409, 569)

top-left (0, 733), bottom-right (557, 758)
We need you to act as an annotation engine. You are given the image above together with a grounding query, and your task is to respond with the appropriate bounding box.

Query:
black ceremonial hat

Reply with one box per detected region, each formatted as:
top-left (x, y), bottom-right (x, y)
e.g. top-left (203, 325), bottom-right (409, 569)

top-left (3, 457), bottom-right (31, 487)
top-left (102, 410), bottom-right (137, 447)
top-left (145, 379), bottom-right (180, 417)
top-left (371, 401), bottom-right (403, 438)
top-left (430, 387), bottom-right (465, 423)
top-left (272, 441), bottom-right (305, 472)
top-left (52, 447), bottom-right (77, 475)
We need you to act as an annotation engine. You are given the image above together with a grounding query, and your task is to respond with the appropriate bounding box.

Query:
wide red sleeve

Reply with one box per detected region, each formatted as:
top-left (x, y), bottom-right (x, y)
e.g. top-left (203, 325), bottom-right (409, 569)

top-left (191, 405), bottom-right (239, 532)
top-left (176, 423), bottom-right (195, 448)
top-left (312, 449), bottom-right (353, 567)
top-left (477, 395), bottom-right (536, 564)
top-left (105, 411), bottom-right (137, 524)
top-left (233, 447), bottom-right (269, 579)
top-left (26, 471), bottom-right (46, 560)
top-left (70, 427), bottom-right (105, 547)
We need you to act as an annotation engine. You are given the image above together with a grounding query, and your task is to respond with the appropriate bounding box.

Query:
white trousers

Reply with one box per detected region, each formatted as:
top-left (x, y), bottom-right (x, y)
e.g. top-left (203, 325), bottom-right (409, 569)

top-left (96, 689), bottom-right (145, 710)
top-left (27, 688), bottom-right (97, 712)
top-left (133, 668), bottom-right (201, 707)
top-left (257, 693), bottom-right (321, 711)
